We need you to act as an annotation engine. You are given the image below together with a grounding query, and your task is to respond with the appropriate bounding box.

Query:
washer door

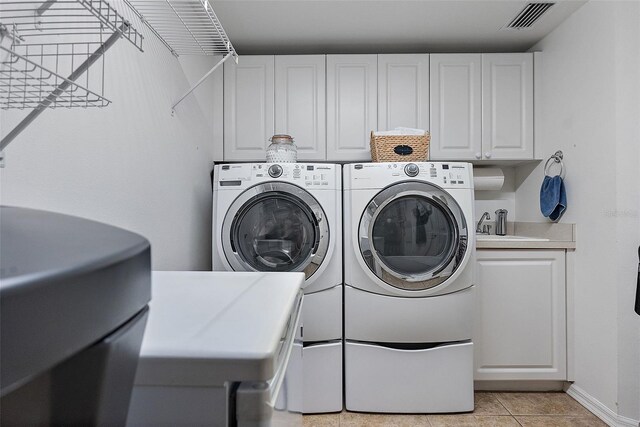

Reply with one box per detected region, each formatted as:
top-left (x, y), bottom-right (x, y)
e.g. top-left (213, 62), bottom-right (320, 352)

top-left (359, 182), bottom-right (468, 291)
top-left (222, 183), bottom-right (329, 278)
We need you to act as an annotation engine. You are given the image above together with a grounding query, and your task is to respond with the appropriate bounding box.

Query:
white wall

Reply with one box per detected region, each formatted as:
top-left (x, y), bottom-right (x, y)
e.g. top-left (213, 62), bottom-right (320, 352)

top-left (612, 1), bottom-right (640, 421)
top-left (0, 7), bottom-right (220, 271)
top-left (474, 166), bottom-right (516, 230)
top-left (178, 55), bottom-right (224, 161)
top-left (515, 0), bottom-right (640, 420)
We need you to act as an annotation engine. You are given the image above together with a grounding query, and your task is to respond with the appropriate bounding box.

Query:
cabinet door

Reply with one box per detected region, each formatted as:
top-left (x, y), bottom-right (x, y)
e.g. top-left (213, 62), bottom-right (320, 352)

top-left (275, 56), bottom-right (326, 161)
top-left (378, 54), bottom-right (430, 131)
top-left (474, 250), bottom-right (566, 380)
top-left (481, 53), bottom-right (534, 160)
top-left (429, 54), bottom-right (482, 160)
top-left (224, 56), bottom-right (275, 161)
top-left (326, 55), bottom-right (377, 161)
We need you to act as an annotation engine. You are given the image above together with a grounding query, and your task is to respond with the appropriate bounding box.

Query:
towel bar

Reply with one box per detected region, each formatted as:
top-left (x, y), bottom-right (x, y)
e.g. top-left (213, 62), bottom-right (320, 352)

top-left (544, 150), bottom-right (564, 178)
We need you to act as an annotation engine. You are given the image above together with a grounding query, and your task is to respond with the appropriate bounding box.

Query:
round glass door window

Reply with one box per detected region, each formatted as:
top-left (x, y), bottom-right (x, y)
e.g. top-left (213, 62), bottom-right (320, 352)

top-left (230, 194), bottom-right (319, 272)
top-left (371, 196), bottom-right (455, 279)
top-left (360, 182), bottom-right (467, 291)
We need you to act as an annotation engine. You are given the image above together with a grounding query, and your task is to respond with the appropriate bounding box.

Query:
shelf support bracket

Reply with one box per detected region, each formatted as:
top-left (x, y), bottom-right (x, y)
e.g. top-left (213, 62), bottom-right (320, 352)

top-left (35, 0), bottom-right (56, 30)
top-left (0, 24), bottom-right (128, 151)
top-left (171, 51), bottom-right (235, 114)
top-left (37, 0), bottom-right (56, 16)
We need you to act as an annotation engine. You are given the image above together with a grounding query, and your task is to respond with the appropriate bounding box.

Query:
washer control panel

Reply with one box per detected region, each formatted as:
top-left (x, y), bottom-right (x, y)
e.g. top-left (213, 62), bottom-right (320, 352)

top-left (349, 162), bottom-right (472, 189)
top-left (268, 164), bottom-right (283, 178)
top-left (404, 163), bottom-right (419, 177)
top-left (301, 165), bottom-right (333, 187)
top-left (216, 163), bottom-right (338, 189)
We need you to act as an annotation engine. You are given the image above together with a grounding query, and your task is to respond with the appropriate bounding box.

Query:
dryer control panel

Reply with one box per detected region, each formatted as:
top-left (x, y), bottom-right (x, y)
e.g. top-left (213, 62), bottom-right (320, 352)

top-left (215, 163), bottom-right (340, 190)
top-left (346, 162), bottom-right (473, 190)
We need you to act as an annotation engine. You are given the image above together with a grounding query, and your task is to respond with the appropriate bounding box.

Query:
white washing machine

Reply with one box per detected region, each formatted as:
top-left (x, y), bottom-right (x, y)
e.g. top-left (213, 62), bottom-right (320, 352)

top-left (343, 161), bottom-right (475, 413)
top-left (213, 163), bottom-right (342, 414)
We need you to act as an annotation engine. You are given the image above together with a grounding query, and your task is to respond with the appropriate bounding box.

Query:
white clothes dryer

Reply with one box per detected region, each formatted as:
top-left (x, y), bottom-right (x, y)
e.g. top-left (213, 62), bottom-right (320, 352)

top-left (343, 162), bottom-right (476, 413)
top-left (213, 163), bottom-right (342, 414)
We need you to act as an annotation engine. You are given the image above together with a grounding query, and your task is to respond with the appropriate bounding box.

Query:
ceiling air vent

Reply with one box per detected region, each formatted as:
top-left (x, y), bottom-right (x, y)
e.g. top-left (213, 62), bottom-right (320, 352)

top-left (507, 2), bottom-right (555, 29)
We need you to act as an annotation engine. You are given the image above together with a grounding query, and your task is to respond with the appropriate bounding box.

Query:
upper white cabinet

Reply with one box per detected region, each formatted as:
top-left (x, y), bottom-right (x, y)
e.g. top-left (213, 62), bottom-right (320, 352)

top-left (326, 55), bottom-right (377, 161)
top-left (482, 53), bottom-right (534, 160)
top-left (224, 56), bottom-right (275, 161)
top-left (430, 53), bottom-right (533, 161)
top-left (275, 56), bottom-right (326, 161)
top-left (224, 55), bottom-right (326, 161)
top-left (429, 54), bottom-right (482, 160)
top-left (474, 249), bottom-right (567, 381)
top-left (221, 53), bottom-right (534, 162)
top-left (378, 54), bottom-right (430, 132)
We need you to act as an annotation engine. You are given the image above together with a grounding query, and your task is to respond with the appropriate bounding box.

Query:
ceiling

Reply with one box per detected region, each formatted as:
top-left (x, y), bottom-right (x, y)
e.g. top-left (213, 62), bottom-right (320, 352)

top-left (212, 0), bottom-right (587, 55)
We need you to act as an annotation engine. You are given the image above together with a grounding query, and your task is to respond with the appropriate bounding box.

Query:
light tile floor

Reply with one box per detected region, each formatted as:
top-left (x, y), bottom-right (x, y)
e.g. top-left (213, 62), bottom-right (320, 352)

top-left (303, 392), bottom-right (606, 427)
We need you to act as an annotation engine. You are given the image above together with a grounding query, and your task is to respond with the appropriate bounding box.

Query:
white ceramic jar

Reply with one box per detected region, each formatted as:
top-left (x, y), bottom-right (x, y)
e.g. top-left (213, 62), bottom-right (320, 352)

top-left (266, 134), bottom-right (297, 163)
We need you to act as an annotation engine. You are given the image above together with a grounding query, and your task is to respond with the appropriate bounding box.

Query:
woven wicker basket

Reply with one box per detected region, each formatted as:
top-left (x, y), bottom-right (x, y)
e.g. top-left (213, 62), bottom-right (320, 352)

top-left (370, 131), bottom-right (430, 162)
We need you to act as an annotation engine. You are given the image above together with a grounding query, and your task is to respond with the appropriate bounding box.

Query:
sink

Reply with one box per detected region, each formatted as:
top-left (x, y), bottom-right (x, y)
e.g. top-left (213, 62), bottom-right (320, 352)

top-left (476, 234), bottom-right (550, 242)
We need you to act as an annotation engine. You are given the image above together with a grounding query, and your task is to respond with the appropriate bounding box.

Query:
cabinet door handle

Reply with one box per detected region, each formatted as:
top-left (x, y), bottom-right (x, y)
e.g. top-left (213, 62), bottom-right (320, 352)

top-left (635, 245), bottom-right (639, 316)
top-left (475, 152), bottom-right (482, 159)
top-left (485, 152), bottom-right (492, 159)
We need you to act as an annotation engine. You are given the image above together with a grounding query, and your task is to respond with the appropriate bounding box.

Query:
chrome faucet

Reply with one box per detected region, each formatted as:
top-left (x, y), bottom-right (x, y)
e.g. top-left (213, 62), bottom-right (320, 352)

top-left (476, 212), bottom-right (492, 234)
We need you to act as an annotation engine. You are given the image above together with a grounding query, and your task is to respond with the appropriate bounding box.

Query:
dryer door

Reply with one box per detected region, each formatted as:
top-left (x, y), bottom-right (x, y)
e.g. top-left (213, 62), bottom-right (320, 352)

top-left (359, 182), bottom-right (468, 291)
top-left (222, 183), bottom-right (329, 278)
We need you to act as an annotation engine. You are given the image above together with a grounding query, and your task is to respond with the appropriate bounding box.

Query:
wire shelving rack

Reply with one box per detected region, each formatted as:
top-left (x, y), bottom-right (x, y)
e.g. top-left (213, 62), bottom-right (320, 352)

top-left (123, 0), bottom-right (237, 112)
top-left (0, 0), bottom-right (144, 150)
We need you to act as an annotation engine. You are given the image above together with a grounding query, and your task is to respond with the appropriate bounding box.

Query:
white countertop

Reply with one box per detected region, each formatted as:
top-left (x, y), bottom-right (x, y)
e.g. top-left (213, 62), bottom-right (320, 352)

top-left (476, 234), bottom-right (575, 249)
top-left (475, 222), bottom-right (576, 249)
top-left (134, 271), bottom-right (304, 386)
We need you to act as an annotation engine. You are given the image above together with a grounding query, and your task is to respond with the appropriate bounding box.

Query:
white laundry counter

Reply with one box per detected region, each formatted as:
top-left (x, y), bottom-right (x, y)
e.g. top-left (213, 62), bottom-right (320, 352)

top-left (127, 271), bottom-right (305, 427)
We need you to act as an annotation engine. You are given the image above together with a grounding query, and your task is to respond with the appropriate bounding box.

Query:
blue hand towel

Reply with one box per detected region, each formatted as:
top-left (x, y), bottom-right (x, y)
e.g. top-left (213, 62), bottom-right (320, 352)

top-left (540, 175), bottom-right (567, 221)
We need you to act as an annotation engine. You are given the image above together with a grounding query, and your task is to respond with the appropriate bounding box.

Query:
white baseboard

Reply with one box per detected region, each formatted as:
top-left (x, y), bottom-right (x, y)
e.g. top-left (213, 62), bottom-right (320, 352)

top-left (474, 380), bottom-right (565, 391)
top-left (565, 384), bottom-right (640, 427)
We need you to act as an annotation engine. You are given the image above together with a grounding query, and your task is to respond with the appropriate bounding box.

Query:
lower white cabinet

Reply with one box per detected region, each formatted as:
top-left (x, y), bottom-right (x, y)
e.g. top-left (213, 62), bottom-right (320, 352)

top-left (474, 249), bottom-right (566, 381)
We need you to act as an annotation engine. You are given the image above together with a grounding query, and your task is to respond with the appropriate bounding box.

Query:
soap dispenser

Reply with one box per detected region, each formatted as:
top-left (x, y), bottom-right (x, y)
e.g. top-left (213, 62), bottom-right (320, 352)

top-left (495, 209), bottom-right (508, 236)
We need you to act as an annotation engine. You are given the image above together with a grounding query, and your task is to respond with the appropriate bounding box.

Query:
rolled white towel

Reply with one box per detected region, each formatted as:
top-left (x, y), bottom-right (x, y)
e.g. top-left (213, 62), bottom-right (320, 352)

top-left (373, 127), bottom-right (426, 136)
